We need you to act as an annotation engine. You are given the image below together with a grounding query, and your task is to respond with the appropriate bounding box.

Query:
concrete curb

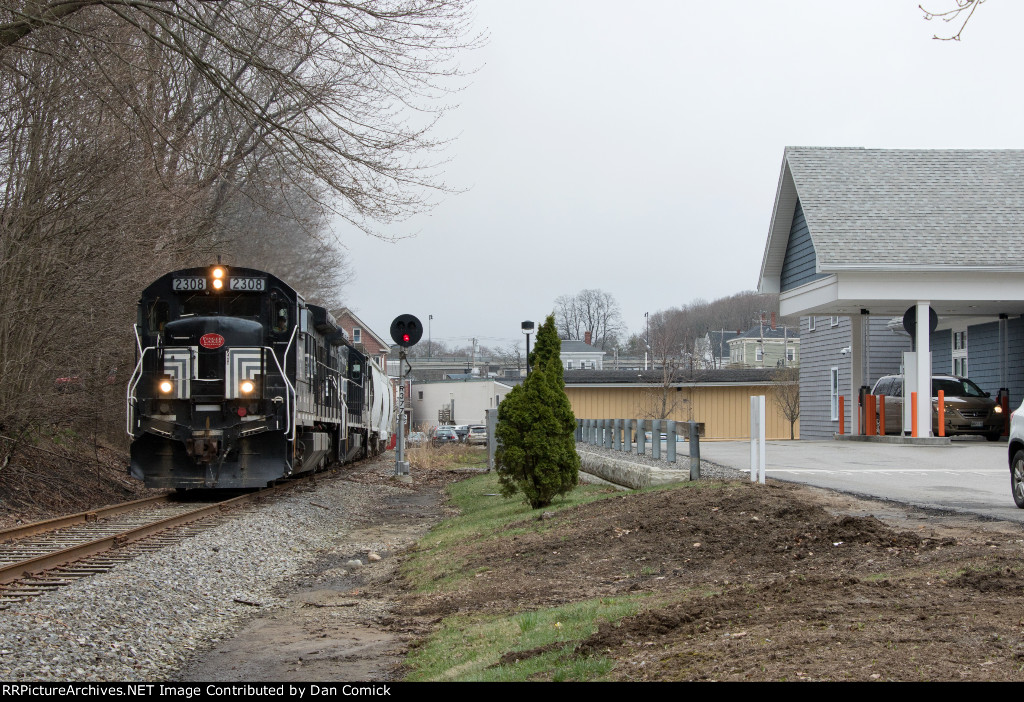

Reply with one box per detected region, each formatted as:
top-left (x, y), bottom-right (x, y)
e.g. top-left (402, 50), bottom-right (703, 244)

top-left (577, 449), bottom-right (692, 490)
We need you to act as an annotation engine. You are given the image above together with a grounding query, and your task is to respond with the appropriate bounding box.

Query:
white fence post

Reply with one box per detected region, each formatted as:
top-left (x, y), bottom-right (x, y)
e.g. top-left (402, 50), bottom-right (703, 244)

top-left (750, 395), bottom-right (766, 484)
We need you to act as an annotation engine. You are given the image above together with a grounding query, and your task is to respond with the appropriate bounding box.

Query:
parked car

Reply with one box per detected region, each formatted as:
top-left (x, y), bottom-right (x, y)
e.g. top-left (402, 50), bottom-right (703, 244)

top-left (431, 426), bottom-right (460, 446)
top-left (407, 431), bottom-right (427, 447)
top-left (466, 425), bottom-right (487, 445)
top-left (1008, 402), bottom-right (1024, 508)
top-left (452, 425), bottom-right (470, 442)
top-left (870, 374), bottom-right (1003, 440)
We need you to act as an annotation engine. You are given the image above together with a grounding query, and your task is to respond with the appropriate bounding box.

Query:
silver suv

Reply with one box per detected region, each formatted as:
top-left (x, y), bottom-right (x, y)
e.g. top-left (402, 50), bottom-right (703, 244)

top-left (1008, 403), bottom-right (1024, 508)
top-left (466, 425), bottom-right (487, 445)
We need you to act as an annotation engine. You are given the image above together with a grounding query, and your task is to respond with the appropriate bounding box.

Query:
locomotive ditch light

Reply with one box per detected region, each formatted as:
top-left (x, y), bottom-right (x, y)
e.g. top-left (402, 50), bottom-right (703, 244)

top-left (390, 314), bottom-right (423, 348)
top-left (239, 379), bottom-right (256, 394)
top-left (158, 378), bottom-right (174, 394)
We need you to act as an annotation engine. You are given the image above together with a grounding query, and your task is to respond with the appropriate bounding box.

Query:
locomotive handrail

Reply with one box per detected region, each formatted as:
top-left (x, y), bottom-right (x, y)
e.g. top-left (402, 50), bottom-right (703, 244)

top-left (280, 325), bottom-right (299, 442)
top-left (259, 344), bottom-right (297, 441)
top-left (125, 345), bottom-right (156, 436)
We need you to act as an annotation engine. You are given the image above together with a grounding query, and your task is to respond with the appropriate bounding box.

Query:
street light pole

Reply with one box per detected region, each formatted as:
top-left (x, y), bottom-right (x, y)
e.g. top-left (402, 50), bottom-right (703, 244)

top-left (428, 314), bottom-right (433, 359)
top-left (521, 320), bottom-right (534, 377)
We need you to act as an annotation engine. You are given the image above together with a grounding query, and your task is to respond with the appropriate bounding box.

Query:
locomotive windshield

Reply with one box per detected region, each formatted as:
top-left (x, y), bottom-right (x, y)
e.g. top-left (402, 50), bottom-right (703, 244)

top-left (180, 293), bottom-right (264, 319)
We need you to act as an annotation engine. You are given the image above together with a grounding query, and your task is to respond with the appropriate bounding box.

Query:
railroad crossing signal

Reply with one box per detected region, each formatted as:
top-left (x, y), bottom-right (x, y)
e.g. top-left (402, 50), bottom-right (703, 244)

top-left (390, 314), bottom-right (423, 348)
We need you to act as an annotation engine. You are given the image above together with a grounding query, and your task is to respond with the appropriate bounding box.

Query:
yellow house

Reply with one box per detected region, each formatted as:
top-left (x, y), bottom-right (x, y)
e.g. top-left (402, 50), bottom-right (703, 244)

top-left (564, 368), bottom-right (799, 440)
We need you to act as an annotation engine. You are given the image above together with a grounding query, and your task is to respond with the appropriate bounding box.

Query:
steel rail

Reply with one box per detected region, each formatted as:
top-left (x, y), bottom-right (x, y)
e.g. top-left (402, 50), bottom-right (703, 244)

top-left (0, 495), bottom-right (172, 543)
top-left (0, 485), bottom-right (286, 586)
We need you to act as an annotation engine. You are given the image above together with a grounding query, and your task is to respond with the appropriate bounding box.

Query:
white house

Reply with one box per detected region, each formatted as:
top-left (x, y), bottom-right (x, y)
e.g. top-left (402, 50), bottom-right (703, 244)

top-left (410, 378), bottom-right (514, 429)
top-left (560, 337), bottom-right (606, 371)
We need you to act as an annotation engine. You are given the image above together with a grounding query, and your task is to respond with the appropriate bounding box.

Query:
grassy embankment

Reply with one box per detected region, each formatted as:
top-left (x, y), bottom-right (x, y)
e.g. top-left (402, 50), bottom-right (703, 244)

top-left (400, 444), bottom-right (691, 681)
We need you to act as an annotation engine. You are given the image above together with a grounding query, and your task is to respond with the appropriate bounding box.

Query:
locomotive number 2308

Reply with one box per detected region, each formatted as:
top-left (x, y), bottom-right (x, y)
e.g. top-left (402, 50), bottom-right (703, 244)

top-left (172, 277), bottom-right (206, 291)
top-left (230, 277), bottom-right (266, 291)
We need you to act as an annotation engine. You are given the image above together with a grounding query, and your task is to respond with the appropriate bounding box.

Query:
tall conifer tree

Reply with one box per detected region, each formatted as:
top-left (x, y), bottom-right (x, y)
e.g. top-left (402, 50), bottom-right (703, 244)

top-left (495, 315), bottom-right (579, 508)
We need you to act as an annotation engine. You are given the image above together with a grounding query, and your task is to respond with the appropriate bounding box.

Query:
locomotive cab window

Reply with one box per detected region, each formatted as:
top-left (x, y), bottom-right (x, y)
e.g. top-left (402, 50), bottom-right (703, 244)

top-left (180, 294), bottom-right (218, 318)
top-left (147, 300), bottom-right (170, 333)
top-left (272, 299), bottom-right (290, 333)
top-left (223, 294), bottom-right (262, 318)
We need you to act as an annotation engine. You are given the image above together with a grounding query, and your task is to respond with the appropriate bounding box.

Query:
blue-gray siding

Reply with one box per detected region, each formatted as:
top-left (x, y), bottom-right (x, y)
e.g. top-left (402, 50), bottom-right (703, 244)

top-left (966, 318), bottom-right (1024, 404)
top-left (930, 329), bottom-right (951, 375)
top-left (780, 201), bottom-right (827, 292)
top-left (799, 316), bottom-right (912, 439)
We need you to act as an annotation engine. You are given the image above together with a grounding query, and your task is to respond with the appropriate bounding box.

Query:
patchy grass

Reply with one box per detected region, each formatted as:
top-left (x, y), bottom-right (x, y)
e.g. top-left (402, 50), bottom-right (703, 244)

top-left (402, 471), bottom-right (620, 594)
top-left (408, 443), bottom-right (487, 471)
top-left (403, 596), bottom-right (646, 682)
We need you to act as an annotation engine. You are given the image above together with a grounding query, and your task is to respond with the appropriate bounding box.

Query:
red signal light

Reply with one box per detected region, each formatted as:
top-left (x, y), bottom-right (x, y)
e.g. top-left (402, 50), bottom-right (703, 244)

top-left (390, 314), bottom-right (422, 347)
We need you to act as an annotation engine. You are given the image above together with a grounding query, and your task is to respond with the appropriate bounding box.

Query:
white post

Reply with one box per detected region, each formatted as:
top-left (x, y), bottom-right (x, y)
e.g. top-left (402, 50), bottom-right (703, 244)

top-left (757, 395), bottom-right (766, 484)
top-left (849, 314), bottom-right (864, 435)
top-left (750, 395), bottom-right (766, 484)
top-left (915, 301), bottom-right (931, 438)
top-left (750, 396), bottom-right (756, 482)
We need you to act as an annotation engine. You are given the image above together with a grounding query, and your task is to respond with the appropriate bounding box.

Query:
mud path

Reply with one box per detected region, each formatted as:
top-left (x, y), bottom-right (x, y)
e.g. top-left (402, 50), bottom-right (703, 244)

top-left (176, 461), bottom-right (451, 682)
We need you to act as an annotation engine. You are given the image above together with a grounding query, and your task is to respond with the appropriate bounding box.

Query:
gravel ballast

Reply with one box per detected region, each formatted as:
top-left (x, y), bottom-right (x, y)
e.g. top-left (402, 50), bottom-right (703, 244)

top-left (0, 461), bottom-right (411, 682)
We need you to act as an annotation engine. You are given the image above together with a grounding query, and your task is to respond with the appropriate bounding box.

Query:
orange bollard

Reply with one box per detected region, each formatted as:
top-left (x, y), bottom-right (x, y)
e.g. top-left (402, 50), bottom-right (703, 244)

top-left (938, 390), bottom-right (945, 438)
top-left (838, 396), bottom-right (845, 435)
top-left (911, 391), bottom-right (918, 438)
top-left (879, 395), bottom-right (886, 436)
top-left (866, 394), bottom-right (876, 436)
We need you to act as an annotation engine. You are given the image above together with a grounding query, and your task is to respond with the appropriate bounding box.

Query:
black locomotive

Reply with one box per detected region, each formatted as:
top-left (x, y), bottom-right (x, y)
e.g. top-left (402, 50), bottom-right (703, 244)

top-left (128, 264), bottom-right (392, 489)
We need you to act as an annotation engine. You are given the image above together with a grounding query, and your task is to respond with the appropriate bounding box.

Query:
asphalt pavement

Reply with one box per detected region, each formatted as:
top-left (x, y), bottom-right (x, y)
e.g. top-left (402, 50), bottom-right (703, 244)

top-left (695, 437), bottom-right (1023, 524)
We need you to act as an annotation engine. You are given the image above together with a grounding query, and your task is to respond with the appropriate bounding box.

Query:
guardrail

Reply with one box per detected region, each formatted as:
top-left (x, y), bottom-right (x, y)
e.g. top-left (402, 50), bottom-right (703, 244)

top-left (576, 418), bottom-right (703, 472)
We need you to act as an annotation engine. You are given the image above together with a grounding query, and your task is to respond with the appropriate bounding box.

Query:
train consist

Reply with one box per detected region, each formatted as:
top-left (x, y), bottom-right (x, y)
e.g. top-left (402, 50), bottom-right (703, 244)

top-left (127, 264), bottom-right (395, 489)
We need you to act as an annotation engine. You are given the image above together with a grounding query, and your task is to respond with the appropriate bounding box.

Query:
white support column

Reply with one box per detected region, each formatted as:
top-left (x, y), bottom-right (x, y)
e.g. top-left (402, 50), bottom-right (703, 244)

top-left (915, 301), bottom-right (932, 438)
top-left (849, 314), bottom-right (865, 434)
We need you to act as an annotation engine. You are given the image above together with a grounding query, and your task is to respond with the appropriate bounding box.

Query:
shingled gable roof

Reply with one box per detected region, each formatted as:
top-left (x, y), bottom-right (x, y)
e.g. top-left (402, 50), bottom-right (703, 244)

top-left (560, 340), bottom-right (606, 354)
top-left (760, 147), bottom-right (1024, 293)
top-left (731, 324), bottom-right (800, 341)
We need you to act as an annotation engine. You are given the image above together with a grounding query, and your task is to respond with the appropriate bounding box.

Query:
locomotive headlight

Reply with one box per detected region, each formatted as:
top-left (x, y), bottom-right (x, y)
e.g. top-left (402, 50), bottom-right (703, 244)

top-left (159, 379), bottom-right (174, 394)
top-left (239, 380), bottom-right (256, 394)
top-left (212, 278), bottom-right (224, 290)
top-left (212, 267), bottom-right (225, 290)
top-left (212, 267), bottom-right (225, 279)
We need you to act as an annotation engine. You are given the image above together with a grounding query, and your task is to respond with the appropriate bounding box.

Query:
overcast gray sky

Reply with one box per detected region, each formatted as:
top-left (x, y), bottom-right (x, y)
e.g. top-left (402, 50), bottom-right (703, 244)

top-left (334, 0), bottom-right (1024, 353)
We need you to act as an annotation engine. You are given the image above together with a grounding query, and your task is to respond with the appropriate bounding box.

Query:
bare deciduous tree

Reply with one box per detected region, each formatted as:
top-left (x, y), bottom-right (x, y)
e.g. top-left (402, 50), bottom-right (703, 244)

top-left (773, 365), bottom-right (801, 440)
top-left (1, 1), bottom-right (480, 234)
top-left (921, 0), bottom-right (985, 41)
top-left (554, 289), bottom-right (624, 351)
top-left (0, 0), bottom-right (478, 448)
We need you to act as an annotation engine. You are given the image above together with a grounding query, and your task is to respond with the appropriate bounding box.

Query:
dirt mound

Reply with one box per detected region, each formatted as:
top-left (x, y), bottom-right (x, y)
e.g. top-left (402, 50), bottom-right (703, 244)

top-left (822, 514), bottom-right (922, 548)
top-left (954, 566), bottom-right (1024, 593)
top-left (402, 479), bottom-right (1024, 681)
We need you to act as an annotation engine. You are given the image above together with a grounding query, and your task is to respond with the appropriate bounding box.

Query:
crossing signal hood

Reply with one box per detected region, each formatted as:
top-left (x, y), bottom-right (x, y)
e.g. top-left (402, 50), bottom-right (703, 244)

top-left (390, 314), bottom-right (423, 348)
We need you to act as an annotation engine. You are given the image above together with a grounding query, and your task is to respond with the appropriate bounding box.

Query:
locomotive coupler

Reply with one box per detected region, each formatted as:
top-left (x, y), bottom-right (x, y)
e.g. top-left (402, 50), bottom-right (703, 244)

top-left (185, 431), bottom-right (223, 464)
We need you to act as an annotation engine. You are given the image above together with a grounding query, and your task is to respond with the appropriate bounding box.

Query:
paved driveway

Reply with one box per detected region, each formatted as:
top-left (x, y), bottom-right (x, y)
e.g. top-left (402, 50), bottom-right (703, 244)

top-left (697, 438), bottom-right (1022, 524)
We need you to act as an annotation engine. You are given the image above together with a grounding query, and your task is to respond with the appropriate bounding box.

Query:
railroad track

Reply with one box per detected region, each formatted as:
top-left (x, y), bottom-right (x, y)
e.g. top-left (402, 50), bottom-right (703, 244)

top-left (0, 481), bottom-right (307, 609)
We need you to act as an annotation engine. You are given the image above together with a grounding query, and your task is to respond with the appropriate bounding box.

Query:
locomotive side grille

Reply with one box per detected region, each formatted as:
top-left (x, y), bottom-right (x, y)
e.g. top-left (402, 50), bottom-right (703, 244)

top-left (226, 348), bottom-right (264, 399)
top-left (162, 348), bottom-right (194, 399)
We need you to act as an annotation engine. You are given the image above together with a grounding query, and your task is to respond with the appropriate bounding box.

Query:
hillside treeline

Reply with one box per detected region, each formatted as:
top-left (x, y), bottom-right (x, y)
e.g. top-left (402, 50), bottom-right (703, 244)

top-left (0, 1), bottom-right (475, 452)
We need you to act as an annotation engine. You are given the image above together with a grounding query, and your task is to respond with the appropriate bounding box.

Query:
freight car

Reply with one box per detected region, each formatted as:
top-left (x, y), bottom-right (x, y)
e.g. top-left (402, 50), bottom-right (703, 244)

top-left (127, 264), bottom-right (394, 488)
